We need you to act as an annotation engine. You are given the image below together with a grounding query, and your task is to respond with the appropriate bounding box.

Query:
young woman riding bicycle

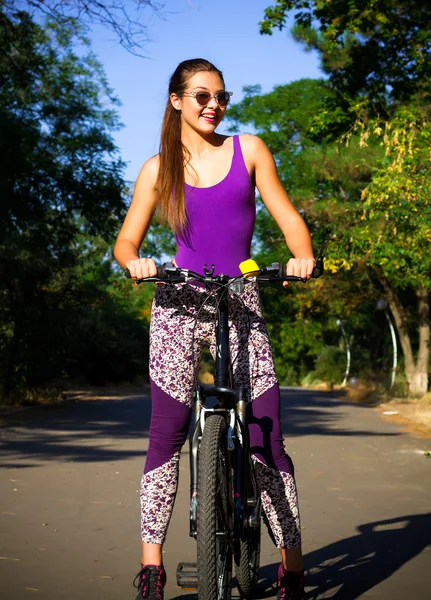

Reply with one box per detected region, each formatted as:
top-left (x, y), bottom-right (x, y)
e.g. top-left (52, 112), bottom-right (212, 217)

top-left (114, 58), bottom-right (315, 600)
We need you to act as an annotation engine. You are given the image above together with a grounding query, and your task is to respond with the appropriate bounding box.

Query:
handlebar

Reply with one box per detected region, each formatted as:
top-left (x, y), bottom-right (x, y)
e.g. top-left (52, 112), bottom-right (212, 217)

top-left (124, 242), bottom-right (327, 286)
top-left (124, 264), bottom-right (308, 285)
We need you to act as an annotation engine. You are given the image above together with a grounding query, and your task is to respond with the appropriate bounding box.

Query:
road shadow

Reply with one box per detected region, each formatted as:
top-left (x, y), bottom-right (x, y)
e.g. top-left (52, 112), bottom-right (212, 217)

top-left (0, 387), bottom-right (399, 468)
top-left (279, 388), bottom-right (399, 439)
top-left (0, 393), bottom-right (152, 467)
top-left (256, 513), bottom-right (431, 599)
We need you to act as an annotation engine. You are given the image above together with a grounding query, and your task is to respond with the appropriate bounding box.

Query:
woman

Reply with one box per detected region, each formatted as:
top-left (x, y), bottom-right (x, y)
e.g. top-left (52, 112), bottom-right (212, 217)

top-left (114, 58), bottom-right (315, 600)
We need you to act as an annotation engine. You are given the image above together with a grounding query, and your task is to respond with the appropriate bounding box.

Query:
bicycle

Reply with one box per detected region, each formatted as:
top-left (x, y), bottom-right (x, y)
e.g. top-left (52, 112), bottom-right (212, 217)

top-left (126, 248), bottom-right (324, 600)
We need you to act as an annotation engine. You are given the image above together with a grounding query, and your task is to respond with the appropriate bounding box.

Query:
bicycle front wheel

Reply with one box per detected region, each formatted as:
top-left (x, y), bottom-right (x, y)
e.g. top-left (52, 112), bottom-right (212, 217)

top-left (197, 414), bottom-right (233, 600)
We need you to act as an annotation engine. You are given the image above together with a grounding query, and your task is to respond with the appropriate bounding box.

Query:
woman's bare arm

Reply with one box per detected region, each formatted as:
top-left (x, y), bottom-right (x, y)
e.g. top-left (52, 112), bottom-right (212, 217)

top-left (114, 155), bottom-right (159, 278)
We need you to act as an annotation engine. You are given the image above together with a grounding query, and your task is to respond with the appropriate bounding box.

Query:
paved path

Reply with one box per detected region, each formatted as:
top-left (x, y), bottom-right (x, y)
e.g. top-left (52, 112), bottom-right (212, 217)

top-left (0, 388), bottom-right (430, 599)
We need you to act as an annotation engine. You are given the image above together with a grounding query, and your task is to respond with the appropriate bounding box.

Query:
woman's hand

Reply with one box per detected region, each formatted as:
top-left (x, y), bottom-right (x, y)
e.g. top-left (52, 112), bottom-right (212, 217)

top-left (126, 257), bottom-right (157, 280)
top-left (283, 258), bottom-right (315, 288)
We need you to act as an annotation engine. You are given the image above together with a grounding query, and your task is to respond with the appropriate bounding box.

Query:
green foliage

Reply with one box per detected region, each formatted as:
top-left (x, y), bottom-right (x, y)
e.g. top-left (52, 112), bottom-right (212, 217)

top-left (256, 1), bottom-right (430, 393)
top-left (326, 107), bottom-right (431, 289)
top-left (226, 72), bottom-right (428, 389)
top-left (63, 281), bottom-right (150, 386)
top-left (141, 217), bottom-right (176, 260)
top-left (0, 10), bottom-right (155, 401)
top-left (226, 80), bottom-right (385, 386)
top-left (314, 346), bottom-right (346, 384)
top-left (261, 1), bottom-right (431, 104)
top-left (226, 78), bottom-right (382, 222)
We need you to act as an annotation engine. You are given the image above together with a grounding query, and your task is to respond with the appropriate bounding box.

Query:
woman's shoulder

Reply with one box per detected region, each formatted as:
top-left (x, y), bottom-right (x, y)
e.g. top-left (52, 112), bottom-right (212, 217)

top-left (237, 133), bottom-right (268, 151)
top-left (237, 134), bottom-right (270, 163)
top-left (136, 154), bottom-right (160, 184)
top-left (142, 153), bottom-right (160, 173)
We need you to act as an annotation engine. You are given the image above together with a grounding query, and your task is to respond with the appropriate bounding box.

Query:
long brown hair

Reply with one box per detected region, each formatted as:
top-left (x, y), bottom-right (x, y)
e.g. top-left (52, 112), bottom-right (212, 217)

top-left (155, 58), bottom-right (225, 235)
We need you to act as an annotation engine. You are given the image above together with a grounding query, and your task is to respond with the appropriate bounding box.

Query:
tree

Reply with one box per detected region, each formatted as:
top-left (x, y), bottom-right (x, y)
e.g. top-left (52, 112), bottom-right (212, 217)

top-left (261, 1), bottom-right (431, 104)
top-left (226, 79), bottom-right (384, 386)
top-left (0, 9), bottom-right (143, 399)
top-left (258, 1), bottom-right (431, 395)
top-left (2, 0), bottom-right (165, 54)
top-left (327, 108), bottom-right (431, 396)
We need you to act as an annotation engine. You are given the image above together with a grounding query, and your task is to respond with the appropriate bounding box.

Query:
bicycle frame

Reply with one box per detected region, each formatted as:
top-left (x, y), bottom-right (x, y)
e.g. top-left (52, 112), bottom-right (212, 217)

top-left (188, 284), bottom-right (259, 543)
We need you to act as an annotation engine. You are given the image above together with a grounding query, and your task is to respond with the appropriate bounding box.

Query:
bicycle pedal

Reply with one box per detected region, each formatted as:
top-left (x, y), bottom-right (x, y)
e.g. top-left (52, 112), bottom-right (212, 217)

top-left (176, 561), bottom-right (198, 589)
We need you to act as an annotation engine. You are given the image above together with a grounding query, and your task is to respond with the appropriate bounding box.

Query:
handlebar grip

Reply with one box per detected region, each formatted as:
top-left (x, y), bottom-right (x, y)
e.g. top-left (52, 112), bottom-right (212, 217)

top-left (124, 267), bottom-right (163, 279)
top-left (272, 260), bottom-right (324, 278)
top-left (257, 262), bottom-right (284, 276)
top-left (124, 262), bottom-right (177, 280)
top-left (261, 263), bottom-right (291, 277)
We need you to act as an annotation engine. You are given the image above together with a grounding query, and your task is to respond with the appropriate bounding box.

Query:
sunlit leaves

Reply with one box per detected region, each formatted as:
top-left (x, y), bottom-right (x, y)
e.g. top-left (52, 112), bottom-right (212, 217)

top-left (261, 1), bottom-right (431, 104)
top-left (331, 106), bottom-right (431, 288)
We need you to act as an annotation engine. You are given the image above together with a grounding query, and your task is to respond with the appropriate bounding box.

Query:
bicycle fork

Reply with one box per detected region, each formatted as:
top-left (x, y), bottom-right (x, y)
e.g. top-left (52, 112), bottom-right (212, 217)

top-left (188, 385), bottom-right (258, 540)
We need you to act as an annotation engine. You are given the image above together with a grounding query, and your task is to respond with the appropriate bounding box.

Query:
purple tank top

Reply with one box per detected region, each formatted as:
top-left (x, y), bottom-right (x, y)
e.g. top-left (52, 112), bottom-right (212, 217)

top-left (174, 135), bottom-right (255, 277)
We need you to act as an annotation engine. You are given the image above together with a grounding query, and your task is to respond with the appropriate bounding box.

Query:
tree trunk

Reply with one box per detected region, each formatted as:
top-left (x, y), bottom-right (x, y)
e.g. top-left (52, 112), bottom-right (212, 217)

top-left (410, 288), bottom-right (430, 396)
top-left (379, 279), bottom-right (429, 397)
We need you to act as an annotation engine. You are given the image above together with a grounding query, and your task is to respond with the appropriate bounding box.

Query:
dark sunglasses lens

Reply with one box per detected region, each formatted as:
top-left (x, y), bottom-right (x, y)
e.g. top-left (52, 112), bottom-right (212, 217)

top-left (195, 92), bottom-right (211, 106)
top-left (216, 92), bottom-right (230, 107)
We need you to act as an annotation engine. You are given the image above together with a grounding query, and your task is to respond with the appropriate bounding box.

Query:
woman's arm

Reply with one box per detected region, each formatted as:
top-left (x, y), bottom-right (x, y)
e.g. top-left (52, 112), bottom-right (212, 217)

top-left (242, 134), bottom-right (315, 282)
top-left (114, 155), bottom-right (159, 279)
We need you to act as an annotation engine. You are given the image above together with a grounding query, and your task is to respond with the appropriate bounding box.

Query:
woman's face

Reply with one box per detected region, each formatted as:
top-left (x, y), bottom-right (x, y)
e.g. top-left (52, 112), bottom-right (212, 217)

top-left (171, 71), bottom-right (229, 134)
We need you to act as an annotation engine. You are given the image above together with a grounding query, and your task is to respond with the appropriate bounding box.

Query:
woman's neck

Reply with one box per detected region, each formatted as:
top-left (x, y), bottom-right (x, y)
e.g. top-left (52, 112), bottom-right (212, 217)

top-left (181, 126), bottom-right (224, 158)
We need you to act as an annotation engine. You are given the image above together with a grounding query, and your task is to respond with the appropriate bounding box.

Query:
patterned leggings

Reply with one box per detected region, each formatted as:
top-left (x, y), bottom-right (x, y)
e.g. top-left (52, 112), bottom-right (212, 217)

top-left (140, 282), bottom-right (301, 549)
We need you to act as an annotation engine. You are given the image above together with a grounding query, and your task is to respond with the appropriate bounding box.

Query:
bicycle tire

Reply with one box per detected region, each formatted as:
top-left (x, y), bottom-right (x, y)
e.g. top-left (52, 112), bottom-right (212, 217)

top-left (197, 414), bottom-right (233, 600)
top-left (235, 519), bottom-right (261, 599)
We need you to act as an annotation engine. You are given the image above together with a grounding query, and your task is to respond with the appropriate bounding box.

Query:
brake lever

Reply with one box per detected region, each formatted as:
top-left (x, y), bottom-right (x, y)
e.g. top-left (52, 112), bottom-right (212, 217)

top-left (312, 240), bottom-right (329, 278)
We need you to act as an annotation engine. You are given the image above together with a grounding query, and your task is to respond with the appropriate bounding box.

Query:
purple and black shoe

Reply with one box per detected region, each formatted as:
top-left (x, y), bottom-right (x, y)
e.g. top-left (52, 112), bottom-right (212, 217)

top-left (277, 563), bottom-right (306, 600)
top-left (133, 564), bottom-right (166, 599)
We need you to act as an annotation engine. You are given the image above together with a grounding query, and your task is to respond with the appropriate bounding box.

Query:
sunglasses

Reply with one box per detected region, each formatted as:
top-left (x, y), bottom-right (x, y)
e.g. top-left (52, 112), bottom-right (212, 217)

top-left (182, 90), bottom-right (233, 108)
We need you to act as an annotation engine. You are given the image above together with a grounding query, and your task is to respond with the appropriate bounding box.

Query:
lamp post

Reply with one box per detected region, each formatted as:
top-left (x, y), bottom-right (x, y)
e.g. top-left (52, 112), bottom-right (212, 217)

top-left (336, 318), bottom-right (351, 387)
top-left (376, 299), bottom-right (397, 389)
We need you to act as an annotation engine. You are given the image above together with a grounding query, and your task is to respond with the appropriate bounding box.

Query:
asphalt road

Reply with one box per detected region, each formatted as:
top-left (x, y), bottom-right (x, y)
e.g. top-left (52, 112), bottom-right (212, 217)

top-left (1, 387), bottom-right (430, 599)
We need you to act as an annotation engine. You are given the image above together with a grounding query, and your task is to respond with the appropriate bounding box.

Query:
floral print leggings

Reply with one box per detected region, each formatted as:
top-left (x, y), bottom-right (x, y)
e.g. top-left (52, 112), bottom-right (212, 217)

top-left (140, 282), bottom-right (301, 549)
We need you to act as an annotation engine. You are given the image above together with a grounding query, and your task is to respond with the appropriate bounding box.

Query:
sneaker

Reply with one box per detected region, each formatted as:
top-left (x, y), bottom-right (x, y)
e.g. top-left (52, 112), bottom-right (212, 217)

top-left (133, 564), bottom-right (166, 599)
top-left (276, 564), bottom-right (306, 600)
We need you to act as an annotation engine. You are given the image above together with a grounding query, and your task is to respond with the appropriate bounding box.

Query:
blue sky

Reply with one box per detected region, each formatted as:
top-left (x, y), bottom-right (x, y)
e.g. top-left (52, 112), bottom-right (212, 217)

top-left (89, 0), bottom-right (322, 183)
